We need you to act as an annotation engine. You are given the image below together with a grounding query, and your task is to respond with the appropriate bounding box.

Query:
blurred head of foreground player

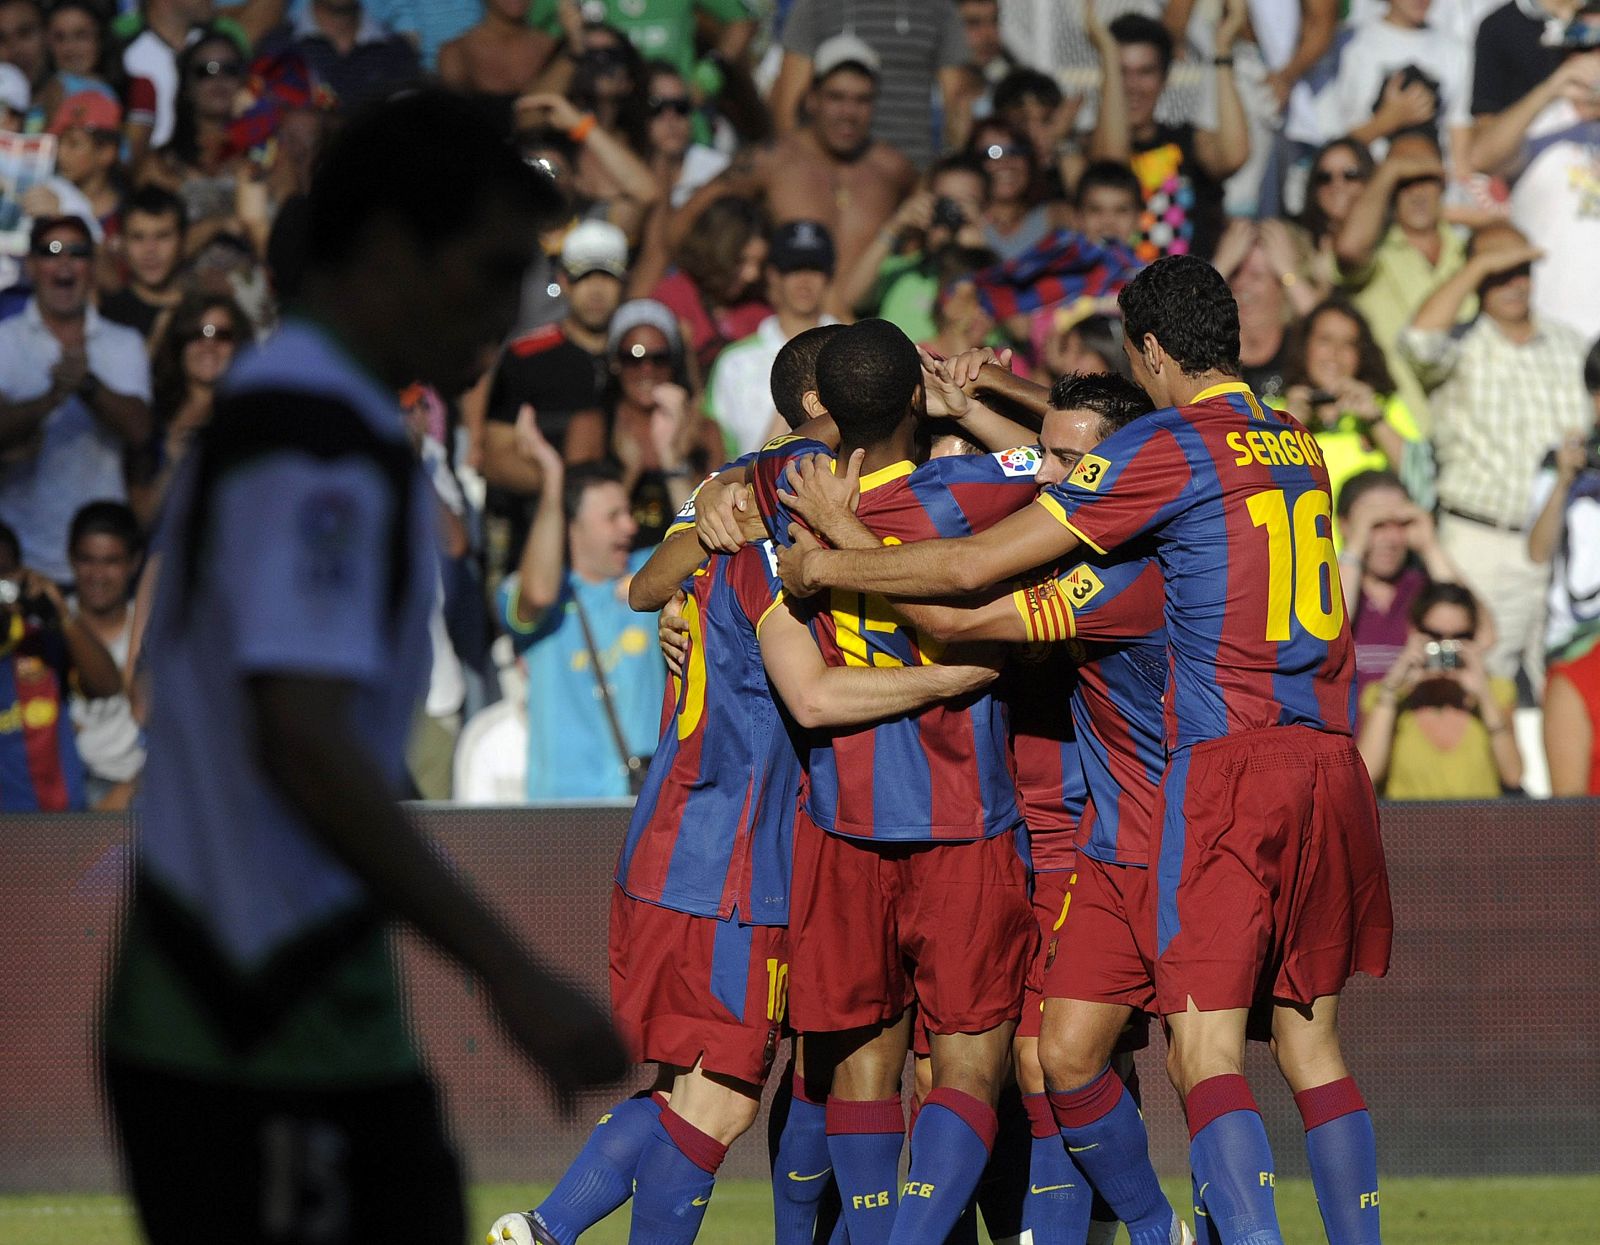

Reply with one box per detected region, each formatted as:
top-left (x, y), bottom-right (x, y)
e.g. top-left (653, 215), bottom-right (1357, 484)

top-left (1117, 253), bottom-right (1243, 410)
top-left (301, 91), bottom-right (562, 395)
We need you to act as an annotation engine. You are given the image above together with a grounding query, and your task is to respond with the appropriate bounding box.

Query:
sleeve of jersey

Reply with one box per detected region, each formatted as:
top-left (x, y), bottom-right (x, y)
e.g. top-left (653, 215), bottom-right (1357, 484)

top-left (730, 543), bottom-right (786, 632)
top-left (1035, 424), bottom-right (1190, 555)
top-left (926, 446), bottom-right (1045, 534)
top-left (752, 436), bottom-right (834, 548)
top-left (664, 452), bottom-right (760, 538)
top-left (210, 456), bottom-right (394, 681)
top-left (1013, 556), bottom-right (1164, 644)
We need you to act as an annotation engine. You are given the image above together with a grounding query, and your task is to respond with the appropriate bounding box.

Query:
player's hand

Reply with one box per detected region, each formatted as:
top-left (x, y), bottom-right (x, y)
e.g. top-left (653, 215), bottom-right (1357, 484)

top-left (918, 349), bottom-right (970, 420)
top-left (659, 590), bottom-right (691, 676)
top-left (695, 475), bottom-right (754, 554)
top-left (945, 345), bottom-right (1006, 393)
top-left (487, 967), bottom-right (627, 1115)
top-left (776, 524), bottom-right (827, 597)
top-left (778, 450), bottom-right (861, 541)
top-left (937, 643), bottom-right (1005, 693)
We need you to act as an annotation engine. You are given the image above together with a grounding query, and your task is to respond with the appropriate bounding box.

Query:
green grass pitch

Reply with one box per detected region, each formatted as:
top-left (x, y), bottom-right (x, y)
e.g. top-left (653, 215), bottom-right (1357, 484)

top-left (1, 1177), bottom-right (1596, 1244)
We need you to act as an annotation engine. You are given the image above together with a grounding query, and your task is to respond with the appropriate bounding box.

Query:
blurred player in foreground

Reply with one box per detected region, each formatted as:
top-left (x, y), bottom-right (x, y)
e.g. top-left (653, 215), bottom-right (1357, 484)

top-left (100, 93), bottom-right (626, 1245)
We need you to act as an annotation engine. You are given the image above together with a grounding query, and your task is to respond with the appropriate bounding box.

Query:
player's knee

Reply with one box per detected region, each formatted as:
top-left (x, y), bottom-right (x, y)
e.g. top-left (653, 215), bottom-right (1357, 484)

top-left (1037, 1021), bottom-right (1109, 1091)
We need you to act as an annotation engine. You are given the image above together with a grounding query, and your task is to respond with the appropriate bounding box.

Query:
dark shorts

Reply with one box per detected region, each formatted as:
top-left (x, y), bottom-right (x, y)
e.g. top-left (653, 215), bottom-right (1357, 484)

top-left (787, 809), bottom-right (1035, 1035)
top-left (1152, 726), bottom-right (1394, 1016)
top-left (105, 1060), bottom-right (462, 1245)
top-left (1019, 867), bottom-right (1074, 1039)
top-left (1044, 852), bottom-right (1158, 1014)
top-left (608, 885), bottom-right (787, 1086)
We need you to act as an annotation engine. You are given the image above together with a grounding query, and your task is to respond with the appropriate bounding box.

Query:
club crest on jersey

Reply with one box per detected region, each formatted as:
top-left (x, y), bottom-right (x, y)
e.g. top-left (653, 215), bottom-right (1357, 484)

top-left (762, 433), bottom-right (803, 451)
top-left (1061, 564), bottom-right (1105, 607)
top-left (1069, 453), bottom-right (1110, 491)
top-left (993, 445), bottom-right (1042, 477)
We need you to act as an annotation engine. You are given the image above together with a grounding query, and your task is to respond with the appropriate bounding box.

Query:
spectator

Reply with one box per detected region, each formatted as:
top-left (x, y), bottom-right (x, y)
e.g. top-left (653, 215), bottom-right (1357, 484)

top-left (654, 193), bottom-right (770, 376)
top-left (704, 219), bottom-right (838, 458)
top-left (1335, 131), bottom-right (1466, 427)
top-left (1400, 221), bottom-right (1593, 687)
top-left (645, 61), bottom-right (725, 211)
top-left (436, 0), bottom-right (558, 99)
top-left (498, 417), bottom-right (665, 800)
top-left (1297, 137), bottom-right (1376, 300)
top-left (262, 0), bottom-right (422, 114)
top-left (527, 0), bottom-right (756, 83)
top-left (1336, 468), bottom-right (1461, 699)
top-left (924, 273), bottom-right (999, 363)
top-left (991, 67), bottom-right (1080, 201)
top-left (674, 35), bottom-right (916, 289)
top-left (1073, 159), bottom-right (1143, 248)
top-left (506, 127), bottom-right (601, 334)
top-left (1277, 296), bottom-right (1424, 507)
top-left (47, 92), bottom-right (123, 236)
top-left (605, 297), bottom-right (720, 543)
top-left (835, 151), bottom-right (991, 338)
top-left (39, 0), bottom-right (156, 167)
top-left (120, 0), bottom-right (220, 151)
top-left (65, 501), bottom-right (145, 809)
top-left (1211, 218), bottom-right (1296, 400)
top-left (957, 0), bottom-right (1020, 120)
top-left (1358, 581), bottom-right (1523, 798)
top-left (1088, 4), bottom-right (1250, 262)
top-left (512, 88), bottom-right (660, 245)
top-left (1466, 0), bottom-right (1588, 173)
top-left (770, 0), bottom-right (971, 167)
top-left (101, 186), bottom-right (188, 343)
top-left (0, 216), bottom-right (151, 583)
top-left (1033, 308), bottom-right (1125, 386)
top-left (969, 118), bottom-right (1070, 262)
top-left (1529, 337), bottom-right (1600, 794)
top-left (1322, 0), bottom-right (1472, 165)
top-left (128, 290), bottom-right (248, 524)
top-left (0, 0), bottom-right (47, 100)
top-left (0, 60), bottom-right (25, 131)
top-left (1467, 33), bottom-right (1600, 340)
top-left (0, 517), bottom-right (120, 811)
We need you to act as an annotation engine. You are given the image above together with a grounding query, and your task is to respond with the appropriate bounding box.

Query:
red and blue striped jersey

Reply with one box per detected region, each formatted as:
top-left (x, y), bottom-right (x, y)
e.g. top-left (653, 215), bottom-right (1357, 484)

top-left (1000, 647), bottom-right (1084, 871)
top-left (755, 438), bottom-right (1044, 841)
top-left (1036, 383), bottom-right (1356, 752)
top-left (614, 542), bottom-right (798, 925)
top-left (0, 619), bottom-right (86, 812)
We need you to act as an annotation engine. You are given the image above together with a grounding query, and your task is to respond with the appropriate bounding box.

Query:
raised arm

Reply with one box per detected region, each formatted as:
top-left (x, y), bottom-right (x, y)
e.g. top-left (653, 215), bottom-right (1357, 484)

top-left (1469, 51), bottom-right (1600, 177)
top-left (923, 349), bottom-right (1044, 449)
top-left (1086, 0), bottom-right (1130, 163)
top-left (509, 408), bottom-right (568, 627)
top-left (1193, 0), bottom-right (1251, 181)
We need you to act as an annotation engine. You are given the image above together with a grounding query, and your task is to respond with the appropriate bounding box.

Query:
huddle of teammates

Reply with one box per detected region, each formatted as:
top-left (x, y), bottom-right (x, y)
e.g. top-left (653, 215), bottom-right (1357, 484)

top-left (490, 255), bottom-right (1394, 1245)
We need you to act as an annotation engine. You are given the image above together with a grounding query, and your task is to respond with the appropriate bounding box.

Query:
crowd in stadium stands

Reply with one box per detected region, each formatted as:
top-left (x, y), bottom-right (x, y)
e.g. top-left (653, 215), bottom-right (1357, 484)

top-left (2, 0), bottom-right (1599, 810)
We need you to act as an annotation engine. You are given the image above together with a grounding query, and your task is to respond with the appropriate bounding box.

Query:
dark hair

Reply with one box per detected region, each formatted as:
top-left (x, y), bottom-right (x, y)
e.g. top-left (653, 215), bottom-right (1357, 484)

top-left (1409, 580), bottom-right (1479, 632)
top-left (168, 26), bottom-right (249, 166)
top-left (1585, 335), bottom-right (1600, 394)
top-left (46, 0), bottom-right (125, 89)
top-left (1284, 297), bottom-right (1395, 395)
top-left (1335, 467), bottom-right (1407, 519)
top-left (1109, 13), bottom-right (1174, 75)
top-left (569, 23), bottom-right (649, 155)
top-left (562, 460), bottom-right (626, 525)
top-left (305, 92), bottom-right (561, 274)
top-left (992, 68), bottom-right (1062, 117)
top-left (28, 213), bottom-right (94, 251)
top-left (1299, 138), bottom-right (1375, 243)
top-left (69, 500), bottom-right (141, 557)
top-left (1058, 314), bottom-right (1130, 380)
top-left (928, 151), bottom-right (991, 199)
top-left (0, 520), bottom-right (19, 568)
top-left (770, 322), bottom-right (848, 429)
top-left (816, 319), bottom-right (921, 447)
top-left (1049, 370), bottom-right (1153, 438)
top-left (1118, 254), bottom-right (1241, 377)
top-left (151, 290), bottom-right (252, 422)
top-left (123, 183), bottom-right (187, 234)
top-left (1074, 160), bottom-right (1142, 211)
top-left (673, 194), bottom-right (767, 300)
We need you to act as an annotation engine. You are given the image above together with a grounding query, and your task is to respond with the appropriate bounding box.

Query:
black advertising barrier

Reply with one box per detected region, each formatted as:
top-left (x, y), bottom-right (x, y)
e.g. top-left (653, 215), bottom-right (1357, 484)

top-left (1, 801), bottom-right (1596, 1191)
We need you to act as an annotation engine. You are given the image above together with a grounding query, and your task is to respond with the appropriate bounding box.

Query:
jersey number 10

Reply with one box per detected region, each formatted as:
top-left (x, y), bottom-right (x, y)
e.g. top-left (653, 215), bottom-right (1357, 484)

top-left (1246, 488), bottom-right (1344, 643)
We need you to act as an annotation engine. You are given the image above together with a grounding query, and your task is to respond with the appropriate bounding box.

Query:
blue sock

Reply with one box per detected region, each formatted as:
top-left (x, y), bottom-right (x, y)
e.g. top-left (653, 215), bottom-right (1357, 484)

top-left (1192, 1172), bottom-right (1221, 1245)
top-left (535, 1092), bottom-right (663, 1244)
top-left (1186, 1076), bottom-right (1282, 1245)
top-left (627, 1107), bottom-right (727, 1245)
top-left (973, 1086), bottom-right (1030, 1241)
top-left (887, 1088), bottom-right (996, 1245)
top-left (1021, 1092), bottom-right (1092, 1244)
top-left (1049, 1067), bottom-right (1173, 1245)
top-left (1295, 1078), bottom-right (1380, 1245)
top-left (770, 1069), bottom-right (834, 1245)
top-left (826, 1096), bottom-right (904, 1245)
top-left (944, 1205), bottom-right (980, 1245)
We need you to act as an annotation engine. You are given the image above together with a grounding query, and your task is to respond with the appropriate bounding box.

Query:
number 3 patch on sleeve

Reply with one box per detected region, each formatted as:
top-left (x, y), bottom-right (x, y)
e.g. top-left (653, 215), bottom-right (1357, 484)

top-left (1068, 454), bottom-right (1110, 491)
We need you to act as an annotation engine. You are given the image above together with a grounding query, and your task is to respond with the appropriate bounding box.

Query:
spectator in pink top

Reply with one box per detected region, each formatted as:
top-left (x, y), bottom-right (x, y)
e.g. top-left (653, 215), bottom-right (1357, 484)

top-left (650, 193), bottom-right (770, 379)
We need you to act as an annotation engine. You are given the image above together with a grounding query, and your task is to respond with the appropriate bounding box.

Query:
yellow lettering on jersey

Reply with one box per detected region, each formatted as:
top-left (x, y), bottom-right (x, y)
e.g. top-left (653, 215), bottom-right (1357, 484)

top-left (1259, 1172), bottom-right (1276, 1187)
top-left (1231, 429), bottom-right (1328, 471)
top-left (1279, 432), bottom-right (1305, 465)
top-left (1360, 1192), bottom-right (1380, 1209)
top-left (1226, 431), bottom-right (1251, 465)
top-left (902, 1182), bottom-right (936, 1199)
top-left (1068, 453), bottom-right (1110, 491)
top-left (765, 957), bottom-right (789, 1023)
top-left (1062, 565), bottom-right (1106, 610)
top-left (852, 1191), bottom-right (891, 1209)
top-left (762, 434), bottom-right (802, 451)
top-left (597, 1112), bottom-right (614, 1125)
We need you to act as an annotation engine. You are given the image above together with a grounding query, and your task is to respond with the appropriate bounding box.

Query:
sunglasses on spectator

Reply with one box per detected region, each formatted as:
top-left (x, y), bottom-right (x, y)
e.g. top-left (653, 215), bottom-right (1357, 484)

top-left (649, 96), bottom-right (692, 117)
top-left (31, 239), bottom-right (92, 259)
top-left (1313, 168), bottom-right (1365, 186)
top-left (191, 58), bottom-right (245, 80)
top-left (183, 322), bottom-right (235, 344)
top-left (619, 347), bottom-right (673, 367)
top-left (983, 144), bottom-right (1026, 161)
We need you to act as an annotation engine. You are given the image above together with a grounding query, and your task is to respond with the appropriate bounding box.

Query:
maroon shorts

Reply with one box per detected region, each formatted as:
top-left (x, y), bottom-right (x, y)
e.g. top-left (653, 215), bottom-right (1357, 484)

top-left (1043, 852), bottom-right (1158, 1014)
top-left (1152, 726), bottom-right (1394, 1016)
top-left (787, 809), bottom-right (1035, 1036)
top-left (608, 885), bottom-right (787, 1086)
top-left (1019, 867), bottom-right (1074, 1039)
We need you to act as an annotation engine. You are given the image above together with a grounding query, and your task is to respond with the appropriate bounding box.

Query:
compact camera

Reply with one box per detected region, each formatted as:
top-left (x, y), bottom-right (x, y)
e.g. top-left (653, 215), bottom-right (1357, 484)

top-left (1422, 639), bottom-right (1465, 672)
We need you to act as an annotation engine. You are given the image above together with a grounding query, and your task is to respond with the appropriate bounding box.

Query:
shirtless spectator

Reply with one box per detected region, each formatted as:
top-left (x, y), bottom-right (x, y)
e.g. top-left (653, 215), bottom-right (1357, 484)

top-left (437, 0), bottom-right (559, 99)
top-left (670, 34), bottom-right (916, 294)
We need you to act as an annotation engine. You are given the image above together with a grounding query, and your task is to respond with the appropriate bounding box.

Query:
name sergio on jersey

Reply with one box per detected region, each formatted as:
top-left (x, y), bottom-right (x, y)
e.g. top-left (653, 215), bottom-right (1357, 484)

top-left (1225, 427), bottom-right (1326, 470)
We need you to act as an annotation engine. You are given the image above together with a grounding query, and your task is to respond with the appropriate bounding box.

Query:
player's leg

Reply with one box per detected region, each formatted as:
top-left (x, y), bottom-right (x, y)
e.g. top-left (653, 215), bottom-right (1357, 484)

top-left (813, 1013), bottom-right (913, 1245)
top-left (1271, 995), bottom-right (1380, 1245)
top-left (1166, 1005), bottom-right (1282, 1245)
top-left (628, 1061), bottom-right (764, 1245)
top-left (769, 1040), bottom-right (837, 1245)
top-left (1014, 1032), bottom-right (1093, 1245)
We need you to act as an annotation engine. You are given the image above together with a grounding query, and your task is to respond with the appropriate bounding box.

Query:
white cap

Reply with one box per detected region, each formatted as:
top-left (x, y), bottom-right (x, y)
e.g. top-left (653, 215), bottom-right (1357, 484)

top-left (560, 219), bottom-right (628, 280)
top-left (607, 299), bottom-right (682, 357)
top-left (813, 32), bottom-right (880, 82)
top-left (0, 63), bottom-right (29, 114)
